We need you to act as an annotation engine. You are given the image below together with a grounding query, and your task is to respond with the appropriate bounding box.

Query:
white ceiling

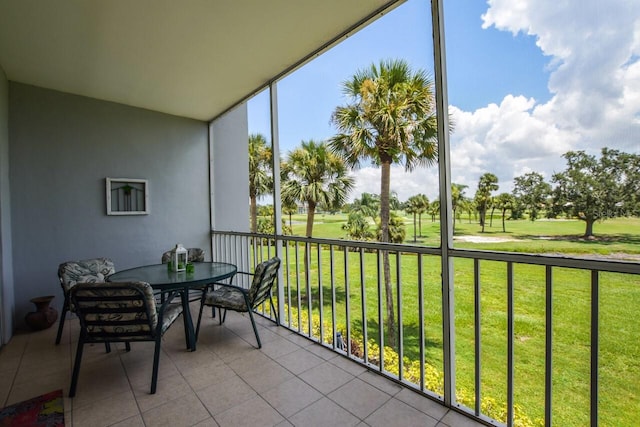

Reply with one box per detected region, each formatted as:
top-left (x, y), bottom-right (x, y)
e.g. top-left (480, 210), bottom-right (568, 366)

top-left (0, 0), bottom-right (400, 121)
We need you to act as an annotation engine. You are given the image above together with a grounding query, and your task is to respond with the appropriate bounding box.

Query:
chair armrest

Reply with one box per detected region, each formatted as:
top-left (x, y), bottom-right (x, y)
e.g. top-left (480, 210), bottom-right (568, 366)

top-left (211, 282), bottom-right (249, 295)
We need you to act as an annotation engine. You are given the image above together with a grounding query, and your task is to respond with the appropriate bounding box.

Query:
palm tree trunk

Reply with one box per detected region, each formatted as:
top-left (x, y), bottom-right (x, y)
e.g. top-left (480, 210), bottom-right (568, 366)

top-left (306, 201), bottom-right (316, 238)
top-left (502, 208), bottom-right (506, 232)
top-left (379, 157), bottom-right (396, 348)
top-left (413, 213), bottom-right (417, 242)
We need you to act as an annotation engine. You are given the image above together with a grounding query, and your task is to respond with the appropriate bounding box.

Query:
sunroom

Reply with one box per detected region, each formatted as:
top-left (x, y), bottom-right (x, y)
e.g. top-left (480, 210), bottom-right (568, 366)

top-left (0, 1), bottom-right (638, 426)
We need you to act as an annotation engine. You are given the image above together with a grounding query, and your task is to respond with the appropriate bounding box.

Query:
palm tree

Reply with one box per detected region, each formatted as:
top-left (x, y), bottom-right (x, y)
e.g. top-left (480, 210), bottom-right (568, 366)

top-left (351, 192), bottom-right (380, 222)
top-left (414, 194), bottom-right (429, 236)
top-left (451, 183), bottom-right (467, 225)
top-left (281, 140), bottom-right (354, 237)
top-left (330, 59), bottom-right (439, 346)
top-left (405, 196), bottom-right (421, 242)
top-left (475, 173), bottom-right (499, 233)
top-left (249, 134), bottom-right (273, 233)
top-left (342, 211), bottom-right (374, 241)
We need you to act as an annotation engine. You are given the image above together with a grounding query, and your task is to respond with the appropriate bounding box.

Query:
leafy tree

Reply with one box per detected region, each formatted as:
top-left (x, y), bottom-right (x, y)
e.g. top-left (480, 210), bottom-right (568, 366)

top-left (552, 148), bottom-right (640, 237)
top-left (281, 140), bottom-right (354, 237)
top-left (513, 172), bottom-right (551, 221)
top-left (494, 192), bottom-right (515, 232)
top-left (330, 59), bottom-right (439, 345)
top-left (248, 134), bottom-right (273, 233)
top-left (475, 173), bottom-right (499, 232)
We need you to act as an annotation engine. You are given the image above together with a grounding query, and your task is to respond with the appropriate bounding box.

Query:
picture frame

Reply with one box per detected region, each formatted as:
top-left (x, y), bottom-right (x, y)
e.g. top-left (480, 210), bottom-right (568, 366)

top-left (106, 178), bottom-right (149, 215)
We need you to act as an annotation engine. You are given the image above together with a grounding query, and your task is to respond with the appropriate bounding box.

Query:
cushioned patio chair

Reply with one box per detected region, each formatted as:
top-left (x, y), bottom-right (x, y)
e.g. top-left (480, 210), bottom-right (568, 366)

top-left (68, 281), bottom-right (183, 397)
top-left (161, 247), bottom-right (207, 303)
top-left (195, 257), bottom-right (280, 348)
top-left (55, 257), bottom-right (115, 345)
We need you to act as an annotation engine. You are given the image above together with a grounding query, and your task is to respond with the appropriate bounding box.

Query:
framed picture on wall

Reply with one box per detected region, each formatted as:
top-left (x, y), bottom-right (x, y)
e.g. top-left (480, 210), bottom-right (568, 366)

top-left (106, 178), bottom-right (149, 215)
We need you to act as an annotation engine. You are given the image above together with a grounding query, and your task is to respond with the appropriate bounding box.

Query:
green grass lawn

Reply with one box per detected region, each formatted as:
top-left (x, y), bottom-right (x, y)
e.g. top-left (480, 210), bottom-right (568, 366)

top-left (272, 214), bottom-right (640, 426)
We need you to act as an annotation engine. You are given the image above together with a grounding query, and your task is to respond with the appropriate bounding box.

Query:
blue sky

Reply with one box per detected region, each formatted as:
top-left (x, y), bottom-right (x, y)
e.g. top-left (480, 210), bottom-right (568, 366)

top-left (249, 0), bottom-right (640, 202)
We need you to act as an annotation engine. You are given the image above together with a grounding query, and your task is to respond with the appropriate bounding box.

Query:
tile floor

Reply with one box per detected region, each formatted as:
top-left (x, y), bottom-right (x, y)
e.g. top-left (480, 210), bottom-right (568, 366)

top-left (0, 304), bottom-right (485, 427)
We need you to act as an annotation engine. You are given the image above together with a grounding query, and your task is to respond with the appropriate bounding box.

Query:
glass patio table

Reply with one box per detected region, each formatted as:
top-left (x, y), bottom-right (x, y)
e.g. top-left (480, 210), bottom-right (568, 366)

top-left (107, 262), bottom-right (237, 351)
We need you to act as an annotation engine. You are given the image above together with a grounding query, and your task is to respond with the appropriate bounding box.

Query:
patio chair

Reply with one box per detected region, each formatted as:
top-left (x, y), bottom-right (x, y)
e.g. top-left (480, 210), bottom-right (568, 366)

top-left (161, 247), bottom-right (207, 303)
top-left (160, 247), bottom-right (205, 264)
top-left (68, 281), bottom-right (183, 397)
top-left (55, 257), bottom-right (115, 345)
top-left (195, 257), bottom-right (280, 348)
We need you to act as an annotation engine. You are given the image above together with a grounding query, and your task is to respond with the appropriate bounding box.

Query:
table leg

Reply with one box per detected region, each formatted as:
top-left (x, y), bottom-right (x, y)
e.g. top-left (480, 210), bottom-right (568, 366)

top-left (181, 288), bottom-right (196, 351)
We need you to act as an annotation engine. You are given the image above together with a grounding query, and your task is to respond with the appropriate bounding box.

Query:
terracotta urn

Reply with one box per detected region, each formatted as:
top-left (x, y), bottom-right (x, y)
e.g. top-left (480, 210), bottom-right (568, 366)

top-left (25, 295), bottom-right (58, 331)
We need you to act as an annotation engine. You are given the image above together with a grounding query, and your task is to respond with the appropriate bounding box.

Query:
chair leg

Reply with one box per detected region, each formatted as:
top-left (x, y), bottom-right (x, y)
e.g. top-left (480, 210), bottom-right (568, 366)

top-left (246, 308), bottom-right (262, 349)
top-left (125, 342), bottom-right (131, 352)
top-left (150, 337), bottom-right (162, 394)
top-left (69, 340), bottom-right (84, 397)
top-left (270, 296), bottom-right (279, 324)
top-left (105, 342), bottom-right (111, 353)
top-left (195, 292), bottom-right (207, 340)
top-left (55, 299), bottom-right (69, 345)
top-left (220, 308), bottom-right (227, 324)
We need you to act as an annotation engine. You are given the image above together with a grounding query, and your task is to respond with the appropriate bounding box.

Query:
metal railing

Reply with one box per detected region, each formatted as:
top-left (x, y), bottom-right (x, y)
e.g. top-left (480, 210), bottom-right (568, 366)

top-left (211, 229), bottom-right (640, 427)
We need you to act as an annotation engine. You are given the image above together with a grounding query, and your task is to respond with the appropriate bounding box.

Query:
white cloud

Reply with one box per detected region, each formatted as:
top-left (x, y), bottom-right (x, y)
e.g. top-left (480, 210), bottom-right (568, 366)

top-left (449, 0), bottom-right (640, 194)
top-left (352, 1), bottom-right (640, 203)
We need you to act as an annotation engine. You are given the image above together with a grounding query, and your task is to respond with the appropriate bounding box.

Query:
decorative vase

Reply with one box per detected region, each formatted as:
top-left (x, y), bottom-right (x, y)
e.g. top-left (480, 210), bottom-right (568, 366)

top-left (25, 295), bottom-right (58, 331)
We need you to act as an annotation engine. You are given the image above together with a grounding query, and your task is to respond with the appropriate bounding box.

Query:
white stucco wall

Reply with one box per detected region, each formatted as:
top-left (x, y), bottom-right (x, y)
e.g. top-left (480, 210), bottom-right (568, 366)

top-left (8, 83), bottom-right (211, 328)
top-left (210, 103), bottom-right (249, 232)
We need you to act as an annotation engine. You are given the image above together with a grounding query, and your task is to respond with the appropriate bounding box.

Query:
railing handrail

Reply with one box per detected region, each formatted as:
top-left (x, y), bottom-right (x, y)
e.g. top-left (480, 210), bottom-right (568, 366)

top-left (212, 229), bottom-right (640, 275)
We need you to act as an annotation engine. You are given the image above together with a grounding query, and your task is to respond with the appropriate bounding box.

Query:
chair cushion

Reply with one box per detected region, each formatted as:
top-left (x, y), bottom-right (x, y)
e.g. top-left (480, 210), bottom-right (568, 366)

top-left (160, 303), bottom-right (184, 334)
top-left (204, 287), bottom-right (248, 312)
top-left (78, 281), bottom-right (158, 338)
top-left (58, 258), bottom-right (115, 292)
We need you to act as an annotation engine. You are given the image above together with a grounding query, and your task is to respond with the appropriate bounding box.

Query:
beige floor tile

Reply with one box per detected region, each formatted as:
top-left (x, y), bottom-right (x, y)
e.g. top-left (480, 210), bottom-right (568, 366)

top-left (439, 409), bottom-right (486, 427)
top-left (123, 352), bottom-right (181, 388)
top-left (358, 371), bottom-right (403, 396)
top-left (328, 378), bottom-right (392, 419)
top-left (167, 347), bottom-right (222, 377)
top-left (214, 395), bottom-right (284, 427)
top-left (68, 358), bottom-right (131, 409)
top-left (0, 313), bottom-right (483, 427)
top-left (305, 344), bottom-right (339, 361)
top-left (395, 388), bottom-right (448, 420)
top-left (193, 417), bottom-right (220, 427)
top-left (239, 361), bottom-right (294, 393)
top-left (364, 398), bottom-right (439, 427)
top-left (282, 331), bottom-right (316, 348)
top-left (328, 355), bottom-right (368, 376)
top-left (196, 374), bottom-right (256, 415)
top-left (182, 358), bottom-right (238, 391)
top-left (132, 370), bottom-right (194, 413)
top-left (142, 392), bottom-right (210, 427)
top-left (299, 361), bottom-right (354, 394)
top-left (6, 370), bottom-right (70, 405)
top-left (276, 348), bottom-right (324, 375)
top-left (72, 390), bottom-right (139, 427)
top-left (110, 414), bottom-right (146, 427)
top-left (261, 377), bottom-right (323, 418)
top-left (259, 337), bottom-right (301, 359)
top-left (227, 348), bottom-right (273, 376)
top-left (288, 397), bottom-right (360, 427)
